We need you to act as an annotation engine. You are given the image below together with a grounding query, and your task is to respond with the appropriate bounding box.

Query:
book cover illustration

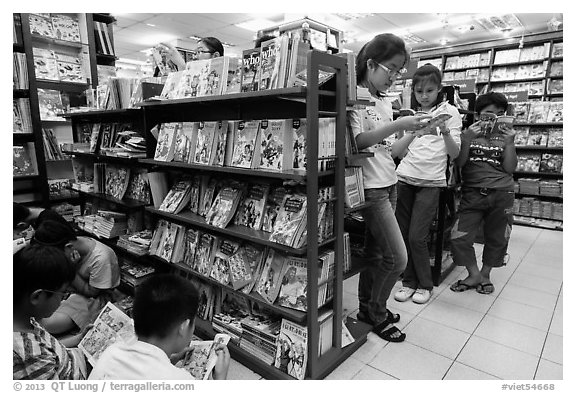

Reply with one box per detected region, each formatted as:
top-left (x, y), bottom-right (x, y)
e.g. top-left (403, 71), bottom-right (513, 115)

top-left (78, 302), bottom-right (136, 366)
top-left (547, 130), bottom-right (563, 147)
top-left (160, 71), bottom-right (183, 99)
top-left (261, 186), bottom-right (288, 233)
top-left (255, 249), bottom-right (286, 304)
top-left (157, 222), bottom-right (180, 262)
top-left (199, 177), bottom-right (219, 217)
top-left (547, 102), bottom-right (563, 123)
top-left (50, 14), bottom-right (81, 42)
top-left (270, 193), bottom-right (307, 247)
top-left (192, 232), bottom-right (217, 276)
top-left (71, 157), bottom-right (94, 184)
top-left (527, 129), bottom-right (548, 146)
top-left (292, 119), bottom-right (307, 172)
top-left (33, 47), bottom-right (60, 81)
top-left (29, 14), bottom-right (55, 38)
top-left (176, 334), bottom-right (231, 379)
top-left (258, 38), bottom-right (280, 91)
top-left (277, 256), bottom-right (308, 311)
top-left (234, 182), bottom-right (270, 230)
top-left (189, 175), bottom-right (202, 214)
top-left (196, 281), bottom-right (216, 320)
top-left (197, 56), bottom-right (229, 97)
top-left (205, 182), bottom-right (245, 228)
top-left (153, 123), bottom-right (178, 162)
top-left (224, 57), bottom-right (242, 94)
top-left (104, 164), bottom-right (131, 200)
top-left (182, 228), bottom-right (201, 269)
top-left (159, 178), bottom-right (192, 214)
top-left (240, 243), bottom-right (267, 295)
top-left (211, 121), bottom-right (229, 166)
top-left (125, 168), bottom-right (151, 204)
top-left (172, 123), bottom-right (188, 162)
top-left (539, 153), bottom-right (563, 174)
top-left (274, 318), bottom-right (308, 380)
top-left (13, 145), bottom-right (37, 176)
top-left (177, 60), bottom-right (210, 98)
top-left (231, 120), bottom-right (260, 168)
top-left (55, 53), bottom-right (84, 83)
top-left (209, 238), bottom-right (240, 285)
top-left (193, 121), bottom-right (217, 165)
top-left (226, 246), bottom-right (254, 290)
top-left (240, 48), bottom-right (261, 92)
top-left (37, 89), bottom-right (65, 121)
top-left (259, 119), bottom-right (290, 171)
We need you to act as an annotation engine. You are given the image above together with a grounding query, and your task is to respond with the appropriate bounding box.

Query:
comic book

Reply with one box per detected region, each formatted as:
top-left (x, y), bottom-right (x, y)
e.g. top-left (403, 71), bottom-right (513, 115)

top-left (33, 47), bottom-right (60, 81)
top-left (230, 120), bottom-right (260, 168)
top-left (291, 119), bottom-right (307, 172)
top-left (104, 164), bottom-right (131, 200)
top-left (156, 221), bottom-right (181, 262)
top-left (276, 256), bottom-right (308, 311)
top-left (226, 245), bottom-right (254, 290)
top-left (258, 119), bottom-right (292, 171)
top-left (176, 334), bottom-right (231, 380)
top-left (205, 182), bottom-right (245, 228)
top-left (189, 175), bottom-right (202, 214)
top-left (234, 182), bottom-right (270, 230)
top-left (240, 243), bottom-right (268, 295)
top-left (153, 123), bottom-right (178, 162)
top-left (158, 178), bottom-right (193, 214)
top-left (160, 71), bottom-right (183, 99)
top-left (210, 121), bottom-right (229, 166)
top-left (78, 302), bottom-right (136, 366)
top-left (209, 238), bottom-right (241, 285)
top-left (124, 168), bottom-right (151, 204)
top-left (198, 176), bottom-right (219, 217)
top-left (193, 121), bottom-right (217, 165)
top-left (224, 57), bottom-right (242, 94)
top-left (13, 145), bottom-right (37, 176)
top-left (176, 59), bottom-right (210, 98)
top-left (51, 14), bottom-right (81, 42)
top-left (261, 186), bottom-right (288, 233)
top-left (269, 193), bottom-right (308, 247)
top-left (29, 14), bottom-right (56, 38)
top-left (192, 232), bottom-right (218, 277)
top-left (182, 228), bottom-right (201, 269)
top-left (37, 89), bottom-right (65, 121)
top-left (197, 56), bottom-right (229, 97)
top-left (240, 48), bottom-right (261, 92)
top-left (274, 318), bottom-right (308, 380)
top-left (258, 37), bottom-right (281, 91)
top-left (254, 249), bottom-right (287, 304)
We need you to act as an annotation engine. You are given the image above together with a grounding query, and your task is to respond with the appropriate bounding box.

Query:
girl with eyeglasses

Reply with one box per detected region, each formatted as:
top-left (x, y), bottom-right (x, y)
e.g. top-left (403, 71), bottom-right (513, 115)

top-left (392, 64), bottom-right (462, 305)
top-left (347, 34), bottom-right (430, 343)
top-left (153, 37), bottom-right (224, 76)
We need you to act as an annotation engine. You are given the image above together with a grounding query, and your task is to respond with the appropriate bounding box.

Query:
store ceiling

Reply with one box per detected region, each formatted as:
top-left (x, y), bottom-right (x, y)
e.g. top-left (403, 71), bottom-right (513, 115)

top-left (110, 13), bottom-right (563, 65)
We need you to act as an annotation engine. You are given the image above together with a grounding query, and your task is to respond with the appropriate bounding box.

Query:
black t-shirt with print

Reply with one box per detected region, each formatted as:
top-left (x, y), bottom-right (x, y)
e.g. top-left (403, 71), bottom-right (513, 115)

top-left (461, 133), bottom-right (514, 190)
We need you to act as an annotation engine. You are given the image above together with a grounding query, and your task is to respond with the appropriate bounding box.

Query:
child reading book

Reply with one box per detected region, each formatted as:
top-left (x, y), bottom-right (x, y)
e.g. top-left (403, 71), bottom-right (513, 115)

top-left (13, 244), bottom-right (89, 379)
top-left (449, 92), bottom-right (517, 296)
top-left (391, 64), bottom-right (462, 305)
top-left (89, 274), bottom-right (230, 379)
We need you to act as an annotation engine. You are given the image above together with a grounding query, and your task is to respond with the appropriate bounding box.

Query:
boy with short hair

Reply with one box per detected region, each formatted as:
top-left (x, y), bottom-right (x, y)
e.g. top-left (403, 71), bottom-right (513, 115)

top-left (89, 274), bottom-right (230, 380)
top-left (13, 202), bottom-right (68, 253)
top-left (450, 92), bottom-right (517, 295)
top-left (32, 220), bottom-right (120, 335)
top-left (13, 244), bottom-right (88, 379)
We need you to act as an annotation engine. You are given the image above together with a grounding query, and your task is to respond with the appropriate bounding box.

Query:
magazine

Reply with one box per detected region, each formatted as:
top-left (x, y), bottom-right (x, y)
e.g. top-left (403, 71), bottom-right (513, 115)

top-left (274, 318), bottom-right (308, 380)
top-left (176, 334), bottom-right (231, 379)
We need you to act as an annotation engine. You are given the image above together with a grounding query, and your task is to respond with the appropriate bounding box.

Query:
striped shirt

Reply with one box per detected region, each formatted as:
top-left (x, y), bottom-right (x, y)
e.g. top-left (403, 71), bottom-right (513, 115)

top-left (13, 318), bottom-right (87, 380)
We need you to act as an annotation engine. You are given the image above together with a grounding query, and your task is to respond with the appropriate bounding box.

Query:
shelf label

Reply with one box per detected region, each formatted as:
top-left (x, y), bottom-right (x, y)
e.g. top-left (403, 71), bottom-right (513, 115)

top-left (502, 91), bottom-right (529, 102)
top-left (448, 79), bottom-right (476, 93)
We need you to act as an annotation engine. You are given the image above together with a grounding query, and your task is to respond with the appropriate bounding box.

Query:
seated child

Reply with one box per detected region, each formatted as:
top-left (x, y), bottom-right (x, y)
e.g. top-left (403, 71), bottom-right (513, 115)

top-left (89, 274), bottom-right (230, 379)
top-left (13, 244), bottom-right (88, 379)
top-left (13, 202), bottom-right (68, 254)
top-left (32, 220), bottom-right (120, 335)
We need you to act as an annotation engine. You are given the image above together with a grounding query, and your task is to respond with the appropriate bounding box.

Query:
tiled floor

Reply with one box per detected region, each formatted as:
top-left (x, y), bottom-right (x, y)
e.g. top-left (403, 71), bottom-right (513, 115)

top-left (226, 225), bottom-right (562, 380)
top-left (325, 225), bottom-right (563, 380)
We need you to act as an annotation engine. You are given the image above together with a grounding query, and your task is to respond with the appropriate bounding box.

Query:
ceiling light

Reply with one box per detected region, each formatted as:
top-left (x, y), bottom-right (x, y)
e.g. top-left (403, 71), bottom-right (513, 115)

top-left (145, 23), bottom-right (156, 27)
top-left (235, 19), bottom-right (277, 32)
top-left (401, 33), bottom-right (426, 44)
top-left (439, 38), bottom-right (448, 46)
top-left (333, 13), bottom-right (374, 21)
top-left (476, 14), bottom-right (523, 33)
top-left (188, 35), bottom-right (203, 41)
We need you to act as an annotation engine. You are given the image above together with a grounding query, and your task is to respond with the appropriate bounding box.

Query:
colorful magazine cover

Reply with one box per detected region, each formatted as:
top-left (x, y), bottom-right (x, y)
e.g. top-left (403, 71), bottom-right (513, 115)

top-left (234, 183), bottom-right (270, 230)
top-left (176, 334), bottom-right (231, 379)
top-left (274, 318), bottom-right (308, 380)
top-left (255, 249), bottom-right (286, 304)
top-left (231, 120), bottom-right (260, 168)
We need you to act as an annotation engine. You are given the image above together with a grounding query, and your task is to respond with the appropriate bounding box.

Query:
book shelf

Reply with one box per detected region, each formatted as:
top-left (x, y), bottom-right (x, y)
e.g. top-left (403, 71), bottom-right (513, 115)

top-left (414, 30), bottom-right (563, 232)
top-left (135, 50), bottom-right (371, 379)
top-left (13, 13), bottom-right (114, 206)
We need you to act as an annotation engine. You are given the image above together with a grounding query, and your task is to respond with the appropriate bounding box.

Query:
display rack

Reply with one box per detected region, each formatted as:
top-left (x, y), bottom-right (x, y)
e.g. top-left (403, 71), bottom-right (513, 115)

top-left (136, 50), bottom-right (371, 379)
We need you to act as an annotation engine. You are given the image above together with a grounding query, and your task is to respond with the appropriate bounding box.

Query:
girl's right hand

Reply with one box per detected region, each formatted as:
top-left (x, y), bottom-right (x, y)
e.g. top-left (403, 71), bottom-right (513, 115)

top-left (396, 115), bottom-right (432, 132)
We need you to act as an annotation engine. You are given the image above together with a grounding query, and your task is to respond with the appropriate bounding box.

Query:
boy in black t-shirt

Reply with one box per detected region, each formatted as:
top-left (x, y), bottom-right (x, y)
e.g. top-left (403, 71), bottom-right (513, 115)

top-left (449, 92), bottom-right (518, 295)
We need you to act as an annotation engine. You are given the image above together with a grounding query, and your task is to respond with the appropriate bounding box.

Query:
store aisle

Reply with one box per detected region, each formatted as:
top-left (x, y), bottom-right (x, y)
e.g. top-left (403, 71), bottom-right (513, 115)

top-left (328, 225), bottom-right (563, 380)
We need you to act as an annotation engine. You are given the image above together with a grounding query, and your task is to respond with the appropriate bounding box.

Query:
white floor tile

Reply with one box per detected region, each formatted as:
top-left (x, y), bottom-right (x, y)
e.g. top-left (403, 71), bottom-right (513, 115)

top-left (508, 271), bottom-right (563, 296)
top-left (444, 361), bottom-right (500, 380)
top-left (549, 308), bottom-right (563, 336)
top-left (417, 299), bottom-right (485, 334)
top-left (349, 332), bottom-right (388, 364)
top-left (541, 333), bottom-right (563, 365)
top-left (474, 315), bottom-right (547, 356)
top-left (385, 306), bottom-right (417, 332)
top-left (324, 356), bottom-right (366, 380)
top-left (369, 341), bottom-right (453, 380)
top-left (515, 262), bottom-right (563, 282)
top-left (403, 316), bottom-right (471, 359)
top-left (498, 283), bottom-right (558, 311)
top-left (535, 359), bottom-right (563, 380)
top-left (352, 366), bottom-right (397, 380)
top-left (435, 286), bottom-right (497, 314)
top-left (487, 297), bottom-right (553, 332)
top-left (457, 336), bottom-right (540, 380)
top-left (227, 359), bottom-right (262, 380)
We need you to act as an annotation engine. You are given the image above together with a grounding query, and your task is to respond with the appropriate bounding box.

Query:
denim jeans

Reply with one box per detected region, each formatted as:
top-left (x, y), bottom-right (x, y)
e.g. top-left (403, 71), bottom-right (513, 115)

top-left (358, 185), bottom-right (408, 324)
top-left (395, 182), bottom-right (441, 291)
top-left (451, 187), bottom-right (514, 268)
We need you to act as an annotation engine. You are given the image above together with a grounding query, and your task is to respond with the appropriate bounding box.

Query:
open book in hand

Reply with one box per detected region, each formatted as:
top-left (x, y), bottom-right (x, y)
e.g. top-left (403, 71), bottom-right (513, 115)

top-left (176, 333), bottom-right (231, 379)
top-left (479, 114), bottom-right (515, 135)
top-left (418, 113), bottom-right (453, 136)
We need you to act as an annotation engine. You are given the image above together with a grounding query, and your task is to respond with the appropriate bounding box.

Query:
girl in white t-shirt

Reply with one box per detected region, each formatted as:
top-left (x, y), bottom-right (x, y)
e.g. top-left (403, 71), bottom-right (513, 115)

top-left (392, 64), bottom-right (462, 304)
top-left (347, 34), bottom-right (432, 343)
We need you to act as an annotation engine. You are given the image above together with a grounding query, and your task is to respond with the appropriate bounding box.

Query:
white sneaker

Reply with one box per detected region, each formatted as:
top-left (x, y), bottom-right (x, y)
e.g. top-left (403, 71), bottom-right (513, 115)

top-left (394, 286), bottom-right (416, 302)
top-left (412, 289), bottom-right (432, 304)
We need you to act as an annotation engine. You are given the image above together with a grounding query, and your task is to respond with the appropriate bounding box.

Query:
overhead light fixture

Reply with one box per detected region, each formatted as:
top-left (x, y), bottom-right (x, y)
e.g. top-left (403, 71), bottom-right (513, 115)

top-left (476, 14), bottom-right (523, 33)
top-left (333, 13), bottom-right (374, 21)
top-left (188, 35), bottom-right (203, 41)
top-left (439, 38), bottom-right (448, 46)
top-left (145, 23), bottom-right (156, 27)
top-left (235, 19), bottom-right (277, 32)
top-left (401, 33), bottom-right (426, 44)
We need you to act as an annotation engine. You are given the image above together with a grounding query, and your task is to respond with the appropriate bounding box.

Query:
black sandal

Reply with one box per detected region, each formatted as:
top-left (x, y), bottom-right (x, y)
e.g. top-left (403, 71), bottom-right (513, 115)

top-left (373, 321), bottom-right (406, 343)
top-left (386, 309), bottom-right (400, 324)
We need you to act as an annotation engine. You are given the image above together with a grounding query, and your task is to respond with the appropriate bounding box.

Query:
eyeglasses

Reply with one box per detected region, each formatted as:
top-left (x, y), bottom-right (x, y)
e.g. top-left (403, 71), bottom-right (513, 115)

top-left (191, 49), bottom-right (214, 58)
top-left (376, 62), bottom-right (407, 79)
top-left (42, 289), bottom-right (71, 299)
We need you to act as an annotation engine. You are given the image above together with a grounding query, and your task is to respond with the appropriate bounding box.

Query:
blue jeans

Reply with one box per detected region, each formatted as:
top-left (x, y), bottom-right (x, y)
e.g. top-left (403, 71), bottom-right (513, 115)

top-left (451, 187), bottom-right (514, 268)
top-left (358, 185), bottom-right (408, 324)
top-left (395, 182), bottom-right (441, 291)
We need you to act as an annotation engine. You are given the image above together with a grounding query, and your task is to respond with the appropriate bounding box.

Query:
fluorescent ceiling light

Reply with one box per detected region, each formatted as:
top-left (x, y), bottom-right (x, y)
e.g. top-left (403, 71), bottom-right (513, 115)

top-left (189, 35), bottom-right (203, 41)
top-left (145, 23), bottom-right (156, 27)
top-left (235, 19), bottom-right (277, 32)
top-left (333, 13), bottom-right (374, 21)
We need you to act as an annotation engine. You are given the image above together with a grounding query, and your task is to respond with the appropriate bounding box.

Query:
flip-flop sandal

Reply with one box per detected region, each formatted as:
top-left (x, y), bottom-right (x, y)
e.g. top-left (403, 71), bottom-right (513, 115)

top-left (386, 309), bottom-right (400, 324)
top-left (450, 279), bottom-right (477, 292)
top-left (476, 283), bottom-right (495, 294)
top-left (373, 321), bottom-right (406, 343)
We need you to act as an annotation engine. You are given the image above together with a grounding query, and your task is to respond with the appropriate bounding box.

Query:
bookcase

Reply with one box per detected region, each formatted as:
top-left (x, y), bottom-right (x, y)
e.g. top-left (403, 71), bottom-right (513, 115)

top-left (13, 13), bottom-right (116, 206)
top-left (413, 30), bottom-right (564, 232)
top-left (134, 50), bottom-right (371, 379)
top-left (258, 17), bottom-right (342, 53)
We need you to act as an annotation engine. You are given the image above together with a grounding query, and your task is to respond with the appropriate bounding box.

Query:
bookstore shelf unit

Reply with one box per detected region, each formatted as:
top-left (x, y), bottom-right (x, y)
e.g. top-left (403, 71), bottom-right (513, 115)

top-left (14, 13), bottom-right (114, 206)
top-left (137, 51), bottom-right (371, 380)
top-left (413, 30), bottom-right (563, 232)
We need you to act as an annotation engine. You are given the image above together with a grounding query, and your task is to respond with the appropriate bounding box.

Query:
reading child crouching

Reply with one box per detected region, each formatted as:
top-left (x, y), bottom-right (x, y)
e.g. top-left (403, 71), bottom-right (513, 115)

top-left (89, 274), bottom-right (230, 379)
